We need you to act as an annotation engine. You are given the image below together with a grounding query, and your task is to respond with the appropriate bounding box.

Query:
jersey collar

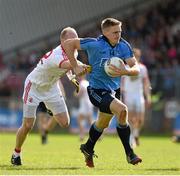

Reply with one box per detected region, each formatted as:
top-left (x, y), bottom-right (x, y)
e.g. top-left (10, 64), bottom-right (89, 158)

top-left (101, 35), bottom-right (116, 48)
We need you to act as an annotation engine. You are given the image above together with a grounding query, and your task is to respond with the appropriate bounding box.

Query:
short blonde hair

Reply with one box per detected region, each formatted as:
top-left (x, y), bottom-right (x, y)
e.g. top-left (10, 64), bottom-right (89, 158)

top-left (101, 18), bottom-right (122, 30)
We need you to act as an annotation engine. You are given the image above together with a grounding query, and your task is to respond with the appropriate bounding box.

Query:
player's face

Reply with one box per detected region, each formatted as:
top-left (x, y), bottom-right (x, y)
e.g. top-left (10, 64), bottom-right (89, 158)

top-left (104, 25), bottom-right (122, 46)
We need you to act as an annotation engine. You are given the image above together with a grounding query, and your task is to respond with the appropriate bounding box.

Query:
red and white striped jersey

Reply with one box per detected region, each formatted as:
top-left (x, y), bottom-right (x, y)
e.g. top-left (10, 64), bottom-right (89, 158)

top-left (27, 45), bottom-right (68, 91)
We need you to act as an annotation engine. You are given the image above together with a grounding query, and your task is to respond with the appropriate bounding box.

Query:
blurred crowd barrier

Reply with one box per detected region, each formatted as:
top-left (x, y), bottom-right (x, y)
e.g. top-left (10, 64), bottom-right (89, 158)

top-left (0, 98), bottom-right (22, 131)
top-left (0, 70), bottom-right (179, 133)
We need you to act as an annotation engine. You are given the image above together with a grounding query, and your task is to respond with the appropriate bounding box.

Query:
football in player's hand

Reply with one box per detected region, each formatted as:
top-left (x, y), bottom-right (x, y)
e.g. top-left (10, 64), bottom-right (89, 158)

top-left (104, 57), bottom-right (124, 77)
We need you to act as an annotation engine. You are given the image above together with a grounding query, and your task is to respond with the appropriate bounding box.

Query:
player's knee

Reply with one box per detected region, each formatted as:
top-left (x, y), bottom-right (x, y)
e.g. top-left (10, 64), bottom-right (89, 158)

top-left (117, 105), bottom-right (128, 124)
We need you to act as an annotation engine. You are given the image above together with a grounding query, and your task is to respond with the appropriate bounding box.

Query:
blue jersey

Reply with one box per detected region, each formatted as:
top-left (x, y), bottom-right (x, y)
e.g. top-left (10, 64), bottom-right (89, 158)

top-left (80, 35), bottom-right (133, 90)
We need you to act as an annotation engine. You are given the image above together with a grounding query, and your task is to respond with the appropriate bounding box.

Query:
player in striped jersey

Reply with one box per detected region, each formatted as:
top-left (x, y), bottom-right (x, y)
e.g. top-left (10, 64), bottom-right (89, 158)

top-left (11, 27), bottom-right (88, 166)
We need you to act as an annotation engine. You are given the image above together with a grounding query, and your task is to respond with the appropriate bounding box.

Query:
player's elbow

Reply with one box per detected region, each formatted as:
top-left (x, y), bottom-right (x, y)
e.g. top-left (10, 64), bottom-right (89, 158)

top-left (60, 60), bottom-right (72, 69)
top-left (63, 39), bottom-right (80, 51)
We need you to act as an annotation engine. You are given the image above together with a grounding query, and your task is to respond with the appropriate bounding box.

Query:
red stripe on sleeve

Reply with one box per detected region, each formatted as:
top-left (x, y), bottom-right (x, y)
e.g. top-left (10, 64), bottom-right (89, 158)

top-left (59, 45), bottom-right (68, 68)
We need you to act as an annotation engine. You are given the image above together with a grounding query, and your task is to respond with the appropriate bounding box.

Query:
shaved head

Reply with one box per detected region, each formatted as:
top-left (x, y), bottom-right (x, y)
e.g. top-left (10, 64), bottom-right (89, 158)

top-left (60, 27), bottom-right (78, 43)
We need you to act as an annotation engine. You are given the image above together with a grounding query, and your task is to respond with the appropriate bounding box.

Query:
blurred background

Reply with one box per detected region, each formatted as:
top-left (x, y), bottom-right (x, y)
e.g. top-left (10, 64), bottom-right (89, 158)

top-left (0, 0), bottom-right (180, 135)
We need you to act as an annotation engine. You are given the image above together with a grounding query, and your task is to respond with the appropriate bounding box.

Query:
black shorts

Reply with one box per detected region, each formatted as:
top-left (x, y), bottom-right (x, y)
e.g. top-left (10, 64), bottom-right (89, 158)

top-left (36, 102), bottom-right (47, 113)
top-left (36, 102), bottom-right (53, 116)
top-left (87, 86), bottom-right (120, 114)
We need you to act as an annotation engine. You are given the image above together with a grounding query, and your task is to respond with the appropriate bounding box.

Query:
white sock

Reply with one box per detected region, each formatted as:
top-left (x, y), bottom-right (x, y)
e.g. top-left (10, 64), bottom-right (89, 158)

top-left (13, 151), bottom-right (21, 158)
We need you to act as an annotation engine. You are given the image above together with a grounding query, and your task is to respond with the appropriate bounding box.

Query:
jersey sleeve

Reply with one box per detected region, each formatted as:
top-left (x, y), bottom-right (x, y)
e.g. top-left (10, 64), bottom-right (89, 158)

top-left (53, 47), bottom-right (68, 68)
top-left (121, 40), bottom-right (133, 59)
top-left (54, 54), bottom-right (66, 68)
top-left (80, 38), bottom-right (97, 50)
top-left (40, 49), bottom-right (60, 67)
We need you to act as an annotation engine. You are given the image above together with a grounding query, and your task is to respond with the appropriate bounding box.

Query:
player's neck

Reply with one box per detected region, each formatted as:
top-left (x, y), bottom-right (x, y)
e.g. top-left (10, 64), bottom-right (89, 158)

top-left (102, 35), bottom-right (116, 48)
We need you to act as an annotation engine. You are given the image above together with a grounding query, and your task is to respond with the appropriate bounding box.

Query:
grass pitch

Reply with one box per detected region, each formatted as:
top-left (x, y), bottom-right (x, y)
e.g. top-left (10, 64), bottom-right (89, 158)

top-left (0, 132), bottom-right (180, 175)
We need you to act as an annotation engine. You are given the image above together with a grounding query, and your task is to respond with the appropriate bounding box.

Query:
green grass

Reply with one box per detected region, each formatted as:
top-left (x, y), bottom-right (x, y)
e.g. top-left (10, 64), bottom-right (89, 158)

top-left (0, 132), bottom-right (180, 175)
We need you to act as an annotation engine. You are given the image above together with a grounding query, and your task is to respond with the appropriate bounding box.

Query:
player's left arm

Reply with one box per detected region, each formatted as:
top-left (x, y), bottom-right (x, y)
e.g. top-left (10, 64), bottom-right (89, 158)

top-left (66, 64), bottom-right (91, 93)
top-left (143, 66), bottom-right (152, 107)
top-left (122, 41), bottom-right (140, 76)
top-left (109, 42), bottom-right (140, 76)
top-left (109, 57), bottom-right (140, 76)
top-left (66, 70), bottom-right (80, 93)
top-left (125, 57), bottom-right (140, 76)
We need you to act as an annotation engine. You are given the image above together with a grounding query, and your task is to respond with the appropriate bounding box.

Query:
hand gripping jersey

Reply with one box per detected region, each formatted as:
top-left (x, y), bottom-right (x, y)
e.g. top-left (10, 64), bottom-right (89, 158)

top-left (27, 45), bottom-right (68, 91)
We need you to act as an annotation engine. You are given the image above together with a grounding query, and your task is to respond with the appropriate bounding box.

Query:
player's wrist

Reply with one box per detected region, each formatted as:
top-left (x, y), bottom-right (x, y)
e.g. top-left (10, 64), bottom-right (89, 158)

top-left (73, 65), bottom-right (80, 73)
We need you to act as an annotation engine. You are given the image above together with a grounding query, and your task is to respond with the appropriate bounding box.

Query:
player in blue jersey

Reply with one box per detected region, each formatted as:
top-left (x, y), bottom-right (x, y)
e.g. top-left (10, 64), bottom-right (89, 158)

top-left (64, 18), bottom-right (142, 167)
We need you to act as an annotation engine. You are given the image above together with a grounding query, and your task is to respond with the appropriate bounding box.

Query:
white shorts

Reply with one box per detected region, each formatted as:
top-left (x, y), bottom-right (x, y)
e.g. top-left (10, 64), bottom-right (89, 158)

top-left (123, 92), bottom-right (145, 113)
top-left (22, 79), bottom-right (67, 118)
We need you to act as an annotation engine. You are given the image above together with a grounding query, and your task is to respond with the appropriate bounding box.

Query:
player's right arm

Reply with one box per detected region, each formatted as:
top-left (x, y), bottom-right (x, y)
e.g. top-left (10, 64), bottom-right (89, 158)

top-left (63, 38), bottom-right (85, 76)
top-left (64, 38), bottom-right (94, 76)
